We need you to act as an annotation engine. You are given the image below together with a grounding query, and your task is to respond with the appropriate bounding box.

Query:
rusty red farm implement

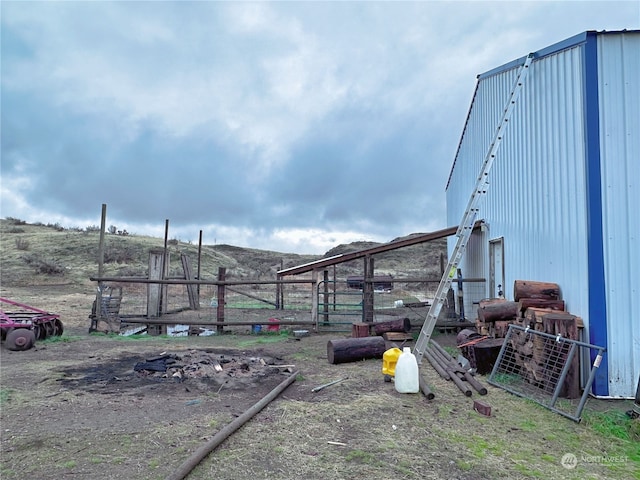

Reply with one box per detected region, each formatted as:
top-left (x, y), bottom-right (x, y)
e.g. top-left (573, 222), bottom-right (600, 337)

top-left (0, 297), bottom-right (64, 351)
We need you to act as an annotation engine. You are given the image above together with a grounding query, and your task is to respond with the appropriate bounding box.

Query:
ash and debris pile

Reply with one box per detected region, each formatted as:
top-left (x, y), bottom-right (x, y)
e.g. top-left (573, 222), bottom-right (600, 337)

top-left (133, 350), bottom-right (292, 383)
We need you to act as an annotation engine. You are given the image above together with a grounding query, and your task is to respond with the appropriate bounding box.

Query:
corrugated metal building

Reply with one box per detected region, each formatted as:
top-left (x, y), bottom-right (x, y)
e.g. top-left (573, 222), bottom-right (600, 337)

top-left (446, 30), bottom-right (639, 398)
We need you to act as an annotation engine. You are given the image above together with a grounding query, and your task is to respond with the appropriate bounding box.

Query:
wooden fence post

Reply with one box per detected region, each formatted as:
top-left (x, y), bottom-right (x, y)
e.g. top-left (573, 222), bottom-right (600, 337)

top-left (217, 267), bottom-right (226, 334)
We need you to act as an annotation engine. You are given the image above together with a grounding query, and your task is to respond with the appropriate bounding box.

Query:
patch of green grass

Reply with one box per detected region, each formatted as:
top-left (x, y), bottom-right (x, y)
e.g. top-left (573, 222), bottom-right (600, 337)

top-left (443, 345), bottom-right (459, 357)
top-left (237, 335), bottom-right (289, 347)
top-left (59, 460), bottom-right (77, 469)
top-left (345, 449), bottom-right (375, 464)
top-left (519, 418), bottom-right (537, 431)
top-left (0, 388), bottom-right (13, 405)
top-left (491, 372), bottom-right (523, 386)
top-left (119, 435), bottom-right (133, 448)
top-left (540, 453), bottom-right (556, 463)
top-left (118, 333), bottom-right (173, 341)
top-left (584, 410), bottom-right (635, 441)
top-left (41, 335), bottom-right (82, 344)
top-left (514, 463), bottom-right (544, 478)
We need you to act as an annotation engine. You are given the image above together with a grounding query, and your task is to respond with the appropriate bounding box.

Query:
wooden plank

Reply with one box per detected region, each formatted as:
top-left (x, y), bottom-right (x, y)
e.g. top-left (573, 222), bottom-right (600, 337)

top-left (382, 332), bottom-right (414, 343)
top-left (181, 254), bottom-right (200, 310)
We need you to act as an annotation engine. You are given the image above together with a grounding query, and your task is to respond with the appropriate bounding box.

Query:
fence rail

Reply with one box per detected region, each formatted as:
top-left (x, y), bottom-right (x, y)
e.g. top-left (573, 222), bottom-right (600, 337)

top-left (88, 275), bottom-right (485, 334)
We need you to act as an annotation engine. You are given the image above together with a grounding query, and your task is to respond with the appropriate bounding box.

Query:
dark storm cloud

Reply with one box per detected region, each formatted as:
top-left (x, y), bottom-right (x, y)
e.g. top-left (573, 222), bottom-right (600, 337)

top-left (1, 1), bottom-right (637, 252)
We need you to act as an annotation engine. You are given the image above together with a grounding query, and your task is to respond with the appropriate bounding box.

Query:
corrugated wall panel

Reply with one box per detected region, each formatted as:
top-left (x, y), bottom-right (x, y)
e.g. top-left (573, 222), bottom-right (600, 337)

top-left (597, 33), bottom-right (640, 397)
top-left (447, 46), bottom-right (590, 321)
top-left (446, 31), bottom-right (639, 397)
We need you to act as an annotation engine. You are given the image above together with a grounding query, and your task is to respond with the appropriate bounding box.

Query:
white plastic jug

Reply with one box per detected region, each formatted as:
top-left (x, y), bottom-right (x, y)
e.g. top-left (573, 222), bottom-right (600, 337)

top-left (394, 347), bottom-right (419, 393)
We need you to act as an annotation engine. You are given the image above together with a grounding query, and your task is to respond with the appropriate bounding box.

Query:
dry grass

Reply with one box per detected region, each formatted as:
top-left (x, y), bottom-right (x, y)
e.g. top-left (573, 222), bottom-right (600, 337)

top-left (1, 218), bottom-right (638, 480)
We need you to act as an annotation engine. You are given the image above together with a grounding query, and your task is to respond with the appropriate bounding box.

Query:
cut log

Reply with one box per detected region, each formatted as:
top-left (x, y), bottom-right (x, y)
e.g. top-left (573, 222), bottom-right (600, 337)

top-left (478, 298), bottom-right (507, 309)
top-left (373, 317), bottom-right (411, 336)
top-left (517, 298), bottom-right (565, 314)
top-left (327, 337), bottom-right (386, 364)
top-left (513, 280), bottom-right (560, 301)
top-left (523, 307), bottom-right (560, 328)
top-left (477, 301), bottom-right (519, 323)
top-left (475, 320), bottom-right (490, 336)
top-left (542, 313), bottom-right (579, 339)
top-left (542, 312), bottom-right (580, 399)
top-left (351, 322), bottom-right (370, 338)
top-left (493, 320), bottom-right (512, 338)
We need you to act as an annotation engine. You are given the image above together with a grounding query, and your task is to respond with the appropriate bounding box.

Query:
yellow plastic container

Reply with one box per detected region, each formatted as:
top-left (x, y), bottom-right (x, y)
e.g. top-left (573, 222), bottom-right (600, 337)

top-left (382, 347), bottom-right (402, 376)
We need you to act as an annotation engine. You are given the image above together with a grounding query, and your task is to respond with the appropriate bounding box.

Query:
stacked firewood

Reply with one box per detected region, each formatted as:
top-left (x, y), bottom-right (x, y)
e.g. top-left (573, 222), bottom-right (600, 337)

top-left (475, 280), bottom-right (582, 398)
top-left (476, 280), bottom-right (566, 338)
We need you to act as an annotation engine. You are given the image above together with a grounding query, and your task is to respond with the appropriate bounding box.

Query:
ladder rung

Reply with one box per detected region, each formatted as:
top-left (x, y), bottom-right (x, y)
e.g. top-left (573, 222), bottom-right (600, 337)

top-left (413, 53), bottom-right (533, 362)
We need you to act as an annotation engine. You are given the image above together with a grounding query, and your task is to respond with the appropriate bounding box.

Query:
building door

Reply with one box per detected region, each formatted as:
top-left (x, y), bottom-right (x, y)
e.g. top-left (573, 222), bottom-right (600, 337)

top-left (489, 238), bottom-right (505, 298)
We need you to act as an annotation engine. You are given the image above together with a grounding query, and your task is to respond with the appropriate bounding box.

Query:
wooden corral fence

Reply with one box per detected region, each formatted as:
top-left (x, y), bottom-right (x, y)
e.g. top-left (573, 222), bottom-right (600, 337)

top-left (89, 268), bottom-right (484, 335)
top-left (89, 269), bottom-right (317, 335)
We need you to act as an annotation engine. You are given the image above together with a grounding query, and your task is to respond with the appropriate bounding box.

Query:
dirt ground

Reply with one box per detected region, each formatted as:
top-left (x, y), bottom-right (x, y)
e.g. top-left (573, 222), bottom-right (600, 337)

top-left (1, 285), bottom-right (638, 480)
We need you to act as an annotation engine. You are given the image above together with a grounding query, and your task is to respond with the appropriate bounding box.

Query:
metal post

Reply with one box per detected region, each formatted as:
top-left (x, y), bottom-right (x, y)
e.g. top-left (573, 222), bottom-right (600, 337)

top-left (549, 342), bottom-right (577, 407)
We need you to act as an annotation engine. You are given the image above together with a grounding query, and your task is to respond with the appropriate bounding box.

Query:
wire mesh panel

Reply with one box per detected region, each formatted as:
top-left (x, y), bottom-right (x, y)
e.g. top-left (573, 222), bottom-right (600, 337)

top-left (488, 324), bottom-right (606, 422)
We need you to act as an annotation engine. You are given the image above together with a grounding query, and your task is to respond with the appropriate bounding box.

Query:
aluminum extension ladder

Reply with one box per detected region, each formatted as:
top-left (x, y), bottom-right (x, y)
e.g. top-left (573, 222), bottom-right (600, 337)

top-left (414, 53), bottom-right (534, 363)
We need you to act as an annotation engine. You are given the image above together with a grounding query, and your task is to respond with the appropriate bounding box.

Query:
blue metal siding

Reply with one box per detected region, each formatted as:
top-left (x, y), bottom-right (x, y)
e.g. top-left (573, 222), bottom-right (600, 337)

top-left (597, 32), bottom-right (640, 397)
top-left (446, 31), bottom-right (639, 397)
top-left (448, 46), bottom-right (590, 307)
top-left (583, 33), bottom-right (609, 396)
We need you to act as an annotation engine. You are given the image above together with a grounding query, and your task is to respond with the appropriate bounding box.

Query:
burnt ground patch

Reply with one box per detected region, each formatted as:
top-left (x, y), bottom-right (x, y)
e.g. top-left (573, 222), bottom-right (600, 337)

top-left (54, 348), bottom-right (292, 395)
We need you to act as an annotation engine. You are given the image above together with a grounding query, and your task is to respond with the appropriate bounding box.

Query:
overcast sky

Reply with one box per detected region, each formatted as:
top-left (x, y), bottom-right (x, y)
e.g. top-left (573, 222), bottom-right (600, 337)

top-left (1, 1), bottom-right (638, 254)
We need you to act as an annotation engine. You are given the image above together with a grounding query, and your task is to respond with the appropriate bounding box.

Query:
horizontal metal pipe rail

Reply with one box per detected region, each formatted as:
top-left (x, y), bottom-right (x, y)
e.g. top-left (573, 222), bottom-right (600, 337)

top-left (90, 276), bottom-right (314, 285)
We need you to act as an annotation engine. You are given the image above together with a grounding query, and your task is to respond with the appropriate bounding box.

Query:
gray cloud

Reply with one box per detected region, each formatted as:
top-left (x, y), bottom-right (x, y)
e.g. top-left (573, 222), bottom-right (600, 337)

top-left (1, 1), bottom-right (637, 253)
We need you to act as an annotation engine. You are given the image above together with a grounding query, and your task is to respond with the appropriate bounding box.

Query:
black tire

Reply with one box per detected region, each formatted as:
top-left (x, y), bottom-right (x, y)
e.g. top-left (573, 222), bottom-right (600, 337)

top-left (5, 328), bottom-right (36, 351)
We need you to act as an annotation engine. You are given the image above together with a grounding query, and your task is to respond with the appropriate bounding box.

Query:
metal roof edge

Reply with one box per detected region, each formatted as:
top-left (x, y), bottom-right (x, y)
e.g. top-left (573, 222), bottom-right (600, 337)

top-left (445, 29), bottom-right (639, 192)
top-left (478, 30), bottom-right (639, 80)
top-left (277, 221), bottom-right (484, 276)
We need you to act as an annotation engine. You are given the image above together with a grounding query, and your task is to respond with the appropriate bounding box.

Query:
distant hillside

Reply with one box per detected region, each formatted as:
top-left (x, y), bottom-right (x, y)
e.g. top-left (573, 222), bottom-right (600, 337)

top-left (0, 218), bottom-right (446, 289)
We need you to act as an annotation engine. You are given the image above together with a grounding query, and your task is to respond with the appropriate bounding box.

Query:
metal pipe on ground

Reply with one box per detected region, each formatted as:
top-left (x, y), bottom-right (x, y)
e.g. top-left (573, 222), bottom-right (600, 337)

top-left (165, 371), bottom-right (299, 480)
top-left (419, 376), bottom-right (435, 400)
top-left (424, 349), bottom-right (450, 380)
top-left (464, 371), bottom-right (488, 395)
top-left (430, 340), bottom-right (455, 362)
top-left (447, 369), bottom-right (473, 397)
top-left (425, 346), bottom-right (473, 397)
top-left (429, 346), bottom-right (457, 370)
